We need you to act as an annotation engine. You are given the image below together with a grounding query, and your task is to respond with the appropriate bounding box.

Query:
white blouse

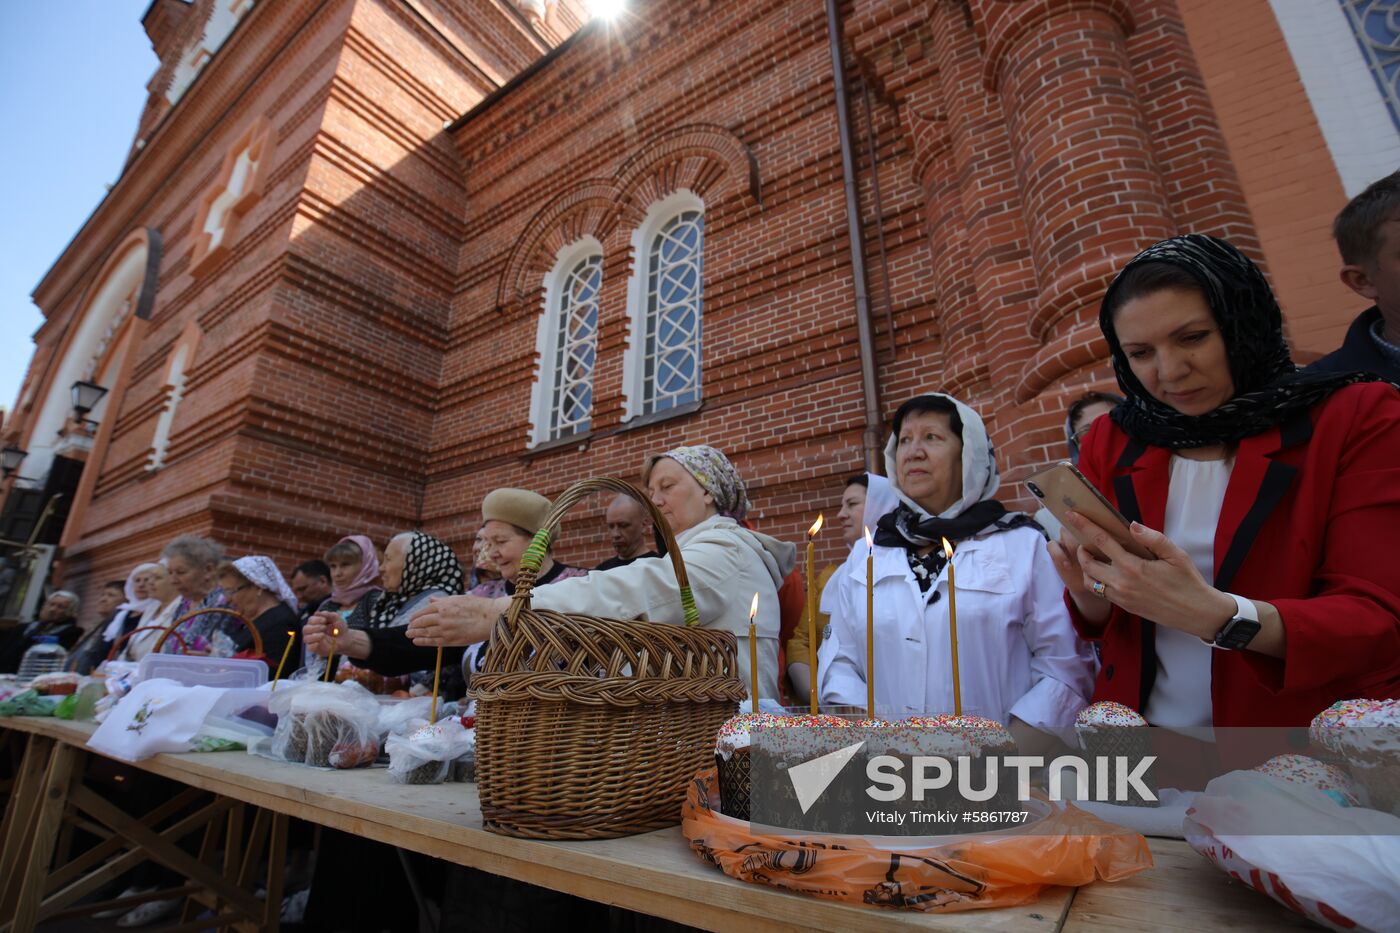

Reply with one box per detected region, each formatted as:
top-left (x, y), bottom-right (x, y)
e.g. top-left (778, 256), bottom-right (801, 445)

top-left (1146, 455), bottom-right (1233, 736)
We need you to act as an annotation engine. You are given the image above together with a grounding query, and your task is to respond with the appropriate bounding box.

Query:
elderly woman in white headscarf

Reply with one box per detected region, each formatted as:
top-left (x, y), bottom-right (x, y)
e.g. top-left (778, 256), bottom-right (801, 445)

top-left (73, 562), bottom-right (162, 672)
top-left (216, 557), bottom-right (301, 673)
top-left (819, 394), bottom-right (1095, 745)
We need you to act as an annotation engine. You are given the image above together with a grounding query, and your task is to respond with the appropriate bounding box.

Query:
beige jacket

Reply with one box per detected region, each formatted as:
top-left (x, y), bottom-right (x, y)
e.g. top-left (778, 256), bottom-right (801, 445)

top-left (528, 514), bottom-right (797, 700)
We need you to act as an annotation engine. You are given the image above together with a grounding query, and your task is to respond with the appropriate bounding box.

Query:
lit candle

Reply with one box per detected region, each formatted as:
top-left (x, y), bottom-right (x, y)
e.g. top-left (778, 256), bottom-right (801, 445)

top-left (323, 627), bottom-right (340, 683)
top-left (806, 513), bottom-right (824, 713)
top-left (271, 631), bottom-right (296, 692)
top-left (942, 537), bottom-right (961, 717)
top-left (431, 646), bottom-right (444, 722)
top-left (864, 526), bottom-right (874, 719)
top-left (748, 592), bottom-right (760, 706)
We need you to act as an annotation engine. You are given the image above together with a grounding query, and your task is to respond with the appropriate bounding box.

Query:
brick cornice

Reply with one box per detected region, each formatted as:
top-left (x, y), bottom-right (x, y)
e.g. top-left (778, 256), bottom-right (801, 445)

top-left (976, 0), bottom-right (1136, 91)
top-left (845, 0), bottom-right (940, 101)
top-left (31, 0), bottom-right (336, 315)
top-left (452, 0), bottom-right (791, 163)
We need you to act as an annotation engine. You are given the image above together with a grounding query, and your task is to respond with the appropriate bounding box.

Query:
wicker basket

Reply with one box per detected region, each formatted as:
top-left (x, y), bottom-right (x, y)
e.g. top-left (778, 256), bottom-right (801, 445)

top-left (471, 477), bottom-right (746, 840)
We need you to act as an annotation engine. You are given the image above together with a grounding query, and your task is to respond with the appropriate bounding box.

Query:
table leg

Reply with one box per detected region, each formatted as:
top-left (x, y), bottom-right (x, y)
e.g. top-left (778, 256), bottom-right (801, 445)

top-left (0, 734), bottom-right (55, 913)
top-left (262, 811), bottom-right (287, 933)
top-left (9, 742), bottom-right (79, 933)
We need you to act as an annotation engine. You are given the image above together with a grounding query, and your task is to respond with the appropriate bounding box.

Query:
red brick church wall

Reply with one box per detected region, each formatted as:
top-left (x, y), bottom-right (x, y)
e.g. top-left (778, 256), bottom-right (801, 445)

top-left (424, 0), bottom-right (1267, 571)
top-left (12, 0), bottom-right (587, 609)
top-left (9, 0), bottom-right (1291, 604)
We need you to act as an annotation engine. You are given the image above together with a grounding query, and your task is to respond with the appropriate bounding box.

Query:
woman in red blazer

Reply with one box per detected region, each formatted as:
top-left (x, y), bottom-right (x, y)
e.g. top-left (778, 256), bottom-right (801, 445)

top-left (1047, 235), bottom-right (1400, 729)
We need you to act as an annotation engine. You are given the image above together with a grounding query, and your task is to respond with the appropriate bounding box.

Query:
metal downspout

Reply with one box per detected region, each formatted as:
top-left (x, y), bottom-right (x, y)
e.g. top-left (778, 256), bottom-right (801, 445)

top-left (825, 0), bottom-right (884, 473)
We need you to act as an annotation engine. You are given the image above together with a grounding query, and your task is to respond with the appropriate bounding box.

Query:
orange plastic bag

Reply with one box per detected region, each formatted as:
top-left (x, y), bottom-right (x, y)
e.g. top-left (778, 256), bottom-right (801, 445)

top-left (682, 768), bottom-right (1152, 913)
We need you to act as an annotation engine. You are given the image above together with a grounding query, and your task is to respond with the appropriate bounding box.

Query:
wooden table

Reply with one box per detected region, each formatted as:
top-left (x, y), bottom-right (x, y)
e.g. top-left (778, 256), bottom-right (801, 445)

top-left (0, 716), bottom-right (1313, 933)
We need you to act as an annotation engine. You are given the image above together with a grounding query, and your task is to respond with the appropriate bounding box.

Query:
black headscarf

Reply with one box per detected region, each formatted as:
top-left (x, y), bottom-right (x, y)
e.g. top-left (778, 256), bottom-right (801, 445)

top-left (1101, 235), bottom-right (1379, 449)
top-left (366, 532), bottom-right (465, 629)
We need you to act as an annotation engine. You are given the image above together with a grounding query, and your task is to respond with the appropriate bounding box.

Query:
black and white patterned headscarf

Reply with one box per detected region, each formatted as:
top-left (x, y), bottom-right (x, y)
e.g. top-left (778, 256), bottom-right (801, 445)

top-left (1101, 235), bottom-right (1380, 449)
top-left (366, 532), bottom-right (465, 629)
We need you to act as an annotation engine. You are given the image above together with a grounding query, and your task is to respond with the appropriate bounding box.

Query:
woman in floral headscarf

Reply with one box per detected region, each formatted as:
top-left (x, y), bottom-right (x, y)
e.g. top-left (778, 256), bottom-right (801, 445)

top-left (405, 445), bottom-right (797, 701)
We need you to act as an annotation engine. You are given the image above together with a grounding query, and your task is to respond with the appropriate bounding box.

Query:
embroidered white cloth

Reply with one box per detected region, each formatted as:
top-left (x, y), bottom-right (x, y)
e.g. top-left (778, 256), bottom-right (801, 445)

top-left (87, 678), bottom-right (225, 762)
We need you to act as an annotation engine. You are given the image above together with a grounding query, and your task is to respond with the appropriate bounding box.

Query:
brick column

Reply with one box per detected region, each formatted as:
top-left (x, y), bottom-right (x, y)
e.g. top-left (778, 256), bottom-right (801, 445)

top-left (979, 0), bottom-right (1175, 403)
top-left (926, 0), bottom-right (1040, 415)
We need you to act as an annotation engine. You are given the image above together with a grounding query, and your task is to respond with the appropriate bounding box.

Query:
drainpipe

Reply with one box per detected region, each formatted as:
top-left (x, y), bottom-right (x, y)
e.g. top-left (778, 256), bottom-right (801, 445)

top-left (825, 0), bottom-right (883, 473)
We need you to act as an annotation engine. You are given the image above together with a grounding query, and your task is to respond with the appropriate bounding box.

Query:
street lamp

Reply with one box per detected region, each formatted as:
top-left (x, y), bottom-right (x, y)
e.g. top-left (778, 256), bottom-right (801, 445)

top-left (71, 380), bottom-right (109, 419)
top-left (1, 445), bottom-right (26, 476)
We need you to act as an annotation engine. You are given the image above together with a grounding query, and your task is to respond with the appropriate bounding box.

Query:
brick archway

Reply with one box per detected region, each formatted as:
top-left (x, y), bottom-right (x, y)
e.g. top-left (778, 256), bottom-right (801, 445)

top-left (495, 180), bottom-right (622, 317)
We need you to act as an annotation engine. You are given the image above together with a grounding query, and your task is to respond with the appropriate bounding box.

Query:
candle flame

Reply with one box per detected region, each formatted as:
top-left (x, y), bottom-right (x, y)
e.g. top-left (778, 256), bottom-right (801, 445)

top-left (808, 514), bottom-right (824, 537)
top-left (332, 628), bottom-right (340, 637)
top-left (941, 537), bottom-right (954, 560)
top-left (864, 525), bottom-right (873, 548)
top-left (748, 592), bottom-right (759, 621)
top-left (286, 631), bottom-right (295, 637)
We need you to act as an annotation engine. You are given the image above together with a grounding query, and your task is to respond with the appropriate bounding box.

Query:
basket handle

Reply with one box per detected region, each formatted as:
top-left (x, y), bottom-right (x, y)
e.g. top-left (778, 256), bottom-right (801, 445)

top-left (152, 607), bottom-right (260, 656)
top-left (105, 625), bottom-right (191, 662)
top-left (512, 476), bottom-right (699, 626)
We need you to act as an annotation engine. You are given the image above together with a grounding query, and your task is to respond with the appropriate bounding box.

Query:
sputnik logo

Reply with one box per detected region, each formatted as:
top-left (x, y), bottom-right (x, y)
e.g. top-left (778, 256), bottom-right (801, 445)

top-left (787, 740), bottom-right (866, 813)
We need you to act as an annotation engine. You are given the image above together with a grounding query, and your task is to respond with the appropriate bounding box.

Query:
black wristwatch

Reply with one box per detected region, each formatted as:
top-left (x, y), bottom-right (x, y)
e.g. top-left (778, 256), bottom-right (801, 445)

top-left (1211, 614), bottom-right (1261, 650)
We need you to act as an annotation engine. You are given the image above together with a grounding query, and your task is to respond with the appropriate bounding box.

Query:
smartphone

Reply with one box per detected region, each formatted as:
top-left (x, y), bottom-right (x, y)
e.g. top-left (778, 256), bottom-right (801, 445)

top-left (1025, 461), bottom-right (1154, 561)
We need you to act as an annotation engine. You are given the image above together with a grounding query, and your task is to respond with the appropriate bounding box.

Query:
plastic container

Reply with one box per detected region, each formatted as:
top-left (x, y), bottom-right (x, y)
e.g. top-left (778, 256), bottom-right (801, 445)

top-left (18, 636), bottom-right (68, 682)
top-left (138, 653), bottom-right (268, 688)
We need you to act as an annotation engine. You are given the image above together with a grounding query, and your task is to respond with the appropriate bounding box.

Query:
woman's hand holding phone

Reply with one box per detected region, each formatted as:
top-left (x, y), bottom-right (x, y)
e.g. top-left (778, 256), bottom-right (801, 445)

top-left (1047, 523), bottom-right (1113, 625)
top-left (1052, 510), bottom-right (1238, 639)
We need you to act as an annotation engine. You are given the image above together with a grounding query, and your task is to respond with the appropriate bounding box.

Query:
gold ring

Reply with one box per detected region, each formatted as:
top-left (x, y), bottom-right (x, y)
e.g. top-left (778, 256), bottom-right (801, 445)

top-left (1091, 580), bottom-right (1107, 598)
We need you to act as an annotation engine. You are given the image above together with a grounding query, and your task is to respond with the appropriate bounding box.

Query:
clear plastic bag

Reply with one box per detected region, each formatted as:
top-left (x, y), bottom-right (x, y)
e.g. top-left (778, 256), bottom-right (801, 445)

top-left (376, 697), bottom-right (433, 738)
top-left (269, 681), bottom-right (381, 769)
top-left (387, 718), bottom-right (475, 785)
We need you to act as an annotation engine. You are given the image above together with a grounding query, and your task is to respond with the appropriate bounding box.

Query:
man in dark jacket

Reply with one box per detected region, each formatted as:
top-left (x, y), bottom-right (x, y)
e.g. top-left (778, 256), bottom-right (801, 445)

top-left (1309, 170), bottom-right (1400, 383)
top-left (0, 590), bottom-right (82, 673)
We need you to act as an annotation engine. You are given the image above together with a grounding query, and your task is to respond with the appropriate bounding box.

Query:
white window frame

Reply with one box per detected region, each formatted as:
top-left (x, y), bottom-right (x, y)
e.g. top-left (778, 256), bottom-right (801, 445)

top-left (528, 236), bottom-right (604, 447)
top-left (621, 190), bottom-right (705, 422)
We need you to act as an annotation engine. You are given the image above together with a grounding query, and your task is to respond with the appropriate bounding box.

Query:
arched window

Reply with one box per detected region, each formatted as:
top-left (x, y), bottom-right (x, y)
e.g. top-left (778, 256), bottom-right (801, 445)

top-left (529, 238), bottom-right (602, 445)
top-left (623, 191), bottom-right (704, 421)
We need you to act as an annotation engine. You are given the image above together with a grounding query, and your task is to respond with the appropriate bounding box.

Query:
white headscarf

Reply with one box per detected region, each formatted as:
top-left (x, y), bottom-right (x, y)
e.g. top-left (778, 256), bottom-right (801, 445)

top-left (102, 562), bottom-right (163, 642)
top-left (858, 471), bottom-right (899, 531)
top-left (233, 556), bottom-right (298, 611)
top-left (882, 392), bottom-right (1000, 521)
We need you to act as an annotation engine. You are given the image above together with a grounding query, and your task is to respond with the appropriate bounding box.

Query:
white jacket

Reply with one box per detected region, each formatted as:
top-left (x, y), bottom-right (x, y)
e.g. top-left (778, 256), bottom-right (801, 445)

top-left (529, 514), bottom-right (796, 700)
top-left (819, 525), bottom-right (1095, 733)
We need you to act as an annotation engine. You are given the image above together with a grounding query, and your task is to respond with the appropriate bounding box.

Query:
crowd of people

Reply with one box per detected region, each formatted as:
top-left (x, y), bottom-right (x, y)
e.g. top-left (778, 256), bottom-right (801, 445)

top-left (3, 173), bottom-right (1398, 723)
top-left (4, 171), bottom-right (1399, 728)
top-left (3, 170), bottom-right (1400, 928)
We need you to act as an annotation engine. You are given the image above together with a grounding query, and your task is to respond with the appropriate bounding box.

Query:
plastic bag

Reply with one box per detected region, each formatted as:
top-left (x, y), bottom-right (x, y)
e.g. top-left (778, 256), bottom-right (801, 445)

top-left (0, 689), bottom-right (60, 718)
top-left (52, 693), bottom-right (80, 720)
top-left (682, 768), bottom-right (1151, 913)
top-left (269, 681), bottom-right (381, 769)
top-left (1184, 770), bottom-right (1400, 933)
top-left (387, 718), bottom-right (475, 785)
top-left (376, 697), bottom-right (433, 738)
